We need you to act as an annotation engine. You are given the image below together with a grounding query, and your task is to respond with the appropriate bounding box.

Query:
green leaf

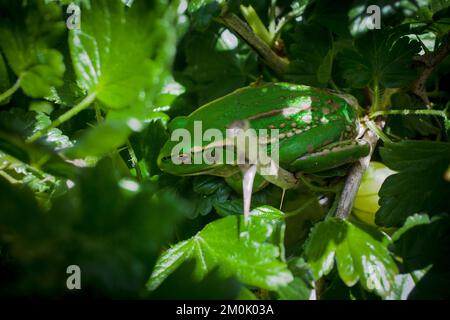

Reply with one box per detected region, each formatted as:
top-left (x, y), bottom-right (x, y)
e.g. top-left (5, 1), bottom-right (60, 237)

top-left (0, 52), bottom-right (10, 104)
top-left (376, 141), bottom-right (450, 226)
top-left (61, 0), bottom-right (178, 159)
top-left (0, 159), bottom-right (187, 298)
top-left (391, 214), bottom-right (431, 242)
top-left (287, 24), bottom-right (334, 86)
top-left (32, 112), bottom-right (73, 150)
top-left (320, 270), bottom-right (381, 300)
top-left (385, 271), bottom-right (425, 300)
top-left (0, 110), bottom-right (77, 178)
top-left (304, 218), bottom-right (398, 298)
top-left (65, 118), bottom-right (132, 158)
top-left (150, 260), bottom-right (242, 299)
top-left (392, 214), bottom-right (450, 299)
top-left (69, 0), bottom-right (176, 109)
top-left (172, 28), bottom-right (255, 110)
top-left (302, 0), bottom-right (352, 38)
top-left (20, 49), bottom-right (65, 98)
top-left (277, 277), bottom-right (312, 300)
top-left (214, 199), bottom-right (248, 216)
top-left (385, 92), bottom-right (441, 139)
top-left (129, 119), bottom-right (169, 176)
top-left (147, 206), bottom-right (293, 291)
top-left (338, 27), bottom-right (421, 88)
top-left (46, 46), bottom-right (86, 107)
top-left (193, 176), bottom-right (224, 195)
top-left (0, 149), bottom-right (65, 199)
top-left (0, 108), bottom-right (72, 150)
top-left (237, 287), bottom-right (259, 300)
top-left (317, 49), bottom-right (334, 84)
top-left (187, 0), bottom-right (225, 30)
top-left (0, 1), bottom-right (65, 98)
top-left (431, 4), bottom-right (450, 36)
top-left (194, 185), bottom-right (231, 218)
top-left (188, 177), bottom-right (232, 218)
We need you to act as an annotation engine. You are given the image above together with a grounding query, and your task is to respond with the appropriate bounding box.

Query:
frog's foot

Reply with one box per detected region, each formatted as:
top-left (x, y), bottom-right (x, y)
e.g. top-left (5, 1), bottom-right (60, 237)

top-left (258, 161), bottom-right (298, 190)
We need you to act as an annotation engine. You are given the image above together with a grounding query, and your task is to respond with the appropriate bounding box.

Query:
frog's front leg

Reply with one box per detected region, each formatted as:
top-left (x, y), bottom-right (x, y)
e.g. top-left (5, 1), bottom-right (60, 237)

top-left (288, 139), bottom-right (371, 173)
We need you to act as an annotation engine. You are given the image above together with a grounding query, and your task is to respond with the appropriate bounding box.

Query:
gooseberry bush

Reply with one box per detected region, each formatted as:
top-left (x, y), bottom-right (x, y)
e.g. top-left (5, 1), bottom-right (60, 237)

top-left (0, 0), bottom-right (449, 299)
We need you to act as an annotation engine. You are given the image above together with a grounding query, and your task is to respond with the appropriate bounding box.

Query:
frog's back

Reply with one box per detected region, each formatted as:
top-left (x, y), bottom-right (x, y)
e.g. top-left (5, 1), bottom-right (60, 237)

top-left (185, 83), bottom-right (356, 132)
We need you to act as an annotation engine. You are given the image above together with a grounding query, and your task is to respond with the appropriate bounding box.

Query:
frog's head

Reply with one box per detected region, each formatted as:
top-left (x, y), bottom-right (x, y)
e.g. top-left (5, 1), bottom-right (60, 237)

top-left (158, 142), bottom-right (214, 176)
top-left (157, 116), bottom-right (232, 176)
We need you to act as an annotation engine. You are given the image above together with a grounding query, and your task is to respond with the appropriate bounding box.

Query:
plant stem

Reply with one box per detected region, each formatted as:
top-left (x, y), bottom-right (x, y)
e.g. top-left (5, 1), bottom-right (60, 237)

top-left (370, 109), bottom-right (448, 120)
top-left (412, 32), bottom-right (450, 104)
top-left (273, 5), bottom-right (305, 40)
top-left (365, 119), bottom-right (391, 143)
top-left (371, 108), bottom-right (450, 132)
top-left (0, 78), bottom-right (21, 103)
top-left (219, 12), bottom-right (289, 75)
top-left (240, 4), bottom-right (273, 46)
top-left (27, 92), bottom-right (97, 143)
top-left (268, 0), bottom-right (277, 34)
top-left (371, 81), bottom-right (380, 112)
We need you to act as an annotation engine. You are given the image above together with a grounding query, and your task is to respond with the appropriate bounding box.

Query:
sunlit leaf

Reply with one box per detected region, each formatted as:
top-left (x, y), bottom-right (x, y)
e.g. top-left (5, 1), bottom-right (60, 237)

top-left (304, 218), bottom-right (398, 298)
top-left (148, 206), bottom-right (293, 291)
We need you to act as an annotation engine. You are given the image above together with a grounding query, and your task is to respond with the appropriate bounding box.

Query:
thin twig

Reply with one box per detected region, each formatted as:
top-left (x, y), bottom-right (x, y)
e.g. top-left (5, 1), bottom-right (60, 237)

top-left (27, 92), bottom-right (97, 143)
top-left (411, 32), bottom-right (450, 104)
top-left (219, 12), bottom-right (289, 75)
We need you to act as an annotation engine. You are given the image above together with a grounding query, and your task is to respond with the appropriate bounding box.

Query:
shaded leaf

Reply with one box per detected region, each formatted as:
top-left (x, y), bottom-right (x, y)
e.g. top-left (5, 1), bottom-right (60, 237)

top-left (150, 260), bottom-right (242, 299)
top-left (0, 52), bottom-right (10, 104)
top-left (287, 24), bottom-right (334, 86)
top-left (338, 27), bottom-right (421, 88)
top-left (129, 119), bottom-right (169, 176)
top-left (188, 0), bottom-right (225, 30)
top-left (392, 214), bottom-right (450, 299)
top-left (172, 27), bottom-right (255, 112)
top-left (0, 159), bottom-right (187, 298)
top-left (376, 141), bottom-right (450, 226)
top-left (0, 1), bottom-right (65, 98)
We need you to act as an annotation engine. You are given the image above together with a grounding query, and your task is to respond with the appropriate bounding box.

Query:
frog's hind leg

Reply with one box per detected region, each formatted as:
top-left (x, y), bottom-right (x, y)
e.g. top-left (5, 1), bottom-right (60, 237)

top-left (288, 140), bottom-right (370, 173)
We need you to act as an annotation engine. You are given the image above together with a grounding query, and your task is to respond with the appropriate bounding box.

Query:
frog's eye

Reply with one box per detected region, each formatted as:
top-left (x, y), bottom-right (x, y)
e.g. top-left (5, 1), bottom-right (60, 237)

top-left (161, 153), bottom-right (192, 165)
top-left (168, 116), bottom-right (189, 133)
top-left (160, 155), bottom-right (172, 163)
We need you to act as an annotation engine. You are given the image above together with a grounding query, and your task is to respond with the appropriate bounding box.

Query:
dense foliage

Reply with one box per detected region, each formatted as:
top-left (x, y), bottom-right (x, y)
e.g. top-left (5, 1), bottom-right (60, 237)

top-left (0, 0), bottom-right (449, 299)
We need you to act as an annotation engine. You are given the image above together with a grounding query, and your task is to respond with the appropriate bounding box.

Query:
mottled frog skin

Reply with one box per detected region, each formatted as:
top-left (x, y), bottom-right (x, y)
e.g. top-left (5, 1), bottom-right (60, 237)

top-left (158, 82), bottom-right (370, 179)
